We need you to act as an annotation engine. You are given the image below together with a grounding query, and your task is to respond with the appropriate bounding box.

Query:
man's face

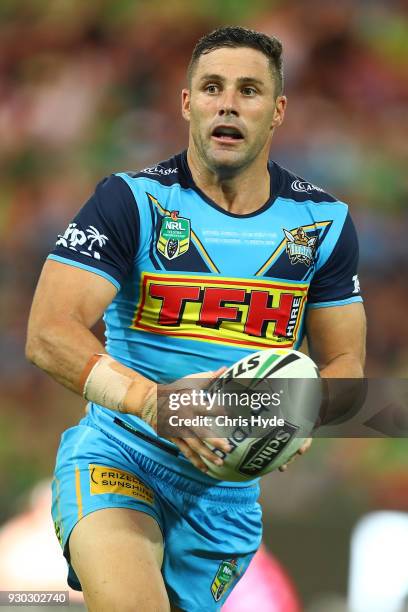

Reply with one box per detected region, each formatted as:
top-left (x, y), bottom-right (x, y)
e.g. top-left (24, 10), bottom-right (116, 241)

top-left (182, 46), bottom-right (286, 174)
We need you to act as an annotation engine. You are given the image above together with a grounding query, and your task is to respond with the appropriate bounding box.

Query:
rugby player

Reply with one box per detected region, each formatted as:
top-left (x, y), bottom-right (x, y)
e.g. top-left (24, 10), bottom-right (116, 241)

top-left (26, 26), bottom-right (366, 611)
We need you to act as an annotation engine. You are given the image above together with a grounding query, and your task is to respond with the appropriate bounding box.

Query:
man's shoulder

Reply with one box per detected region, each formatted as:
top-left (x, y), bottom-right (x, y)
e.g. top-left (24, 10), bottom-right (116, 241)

top-left (272, 161), bottom-right (345, 207)
top-left (119, 152), bottom-right (189, 189)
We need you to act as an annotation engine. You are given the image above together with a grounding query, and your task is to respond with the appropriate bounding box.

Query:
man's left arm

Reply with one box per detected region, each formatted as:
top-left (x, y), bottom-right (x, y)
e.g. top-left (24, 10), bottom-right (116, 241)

top-left (306, 301), bottom-right (367, 427)
top-left (279, 302), bottom-right (366, 471)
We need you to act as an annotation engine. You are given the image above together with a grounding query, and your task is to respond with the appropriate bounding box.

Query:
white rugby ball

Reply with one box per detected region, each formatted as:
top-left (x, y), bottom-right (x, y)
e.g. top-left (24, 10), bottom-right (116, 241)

top-left (203, 348), bottom-right (321, 481)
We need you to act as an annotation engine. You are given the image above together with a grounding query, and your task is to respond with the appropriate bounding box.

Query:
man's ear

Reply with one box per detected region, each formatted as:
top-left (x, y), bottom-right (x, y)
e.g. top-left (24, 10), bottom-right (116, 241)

top-left (181, 89), bottom-right (191, 122)
top-left (271, 95), bottom-right (287, 129)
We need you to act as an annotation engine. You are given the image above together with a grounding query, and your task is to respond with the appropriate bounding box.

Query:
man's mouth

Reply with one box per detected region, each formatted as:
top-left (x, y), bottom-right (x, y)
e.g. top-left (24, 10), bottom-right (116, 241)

top-left (211, 125), bottom-right (244, 143)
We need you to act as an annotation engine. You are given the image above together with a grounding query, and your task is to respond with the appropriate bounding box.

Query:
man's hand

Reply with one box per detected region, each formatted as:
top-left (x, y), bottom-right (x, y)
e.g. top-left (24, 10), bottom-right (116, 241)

top-left (126, 367), bottom-right (232, 474)
top-left (162, 369), bottom-right (232, 474)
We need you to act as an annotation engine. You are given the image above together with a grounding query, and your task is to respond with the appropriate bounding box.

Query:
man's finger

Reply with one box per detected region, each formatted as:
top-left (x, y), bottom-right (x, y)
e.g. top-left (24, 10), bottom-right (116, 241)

top-left (204, 437), bottom-right (231, 453)
top-left (185, 367), bottom-right (227, 380)
top-left (171, 438), bottom-right (208, 473)
top-left (298, 438), bottom-right (312, 454)
top-left (184, 437), bottom-right (225, 466)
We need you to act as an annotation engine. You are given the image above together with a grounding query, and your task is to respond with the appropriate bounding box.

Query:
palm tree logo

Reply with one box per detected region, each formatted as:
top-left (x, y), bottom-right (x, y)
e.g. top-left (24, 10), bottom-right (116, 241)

top-left (86, 226), bottom-right (108, 259)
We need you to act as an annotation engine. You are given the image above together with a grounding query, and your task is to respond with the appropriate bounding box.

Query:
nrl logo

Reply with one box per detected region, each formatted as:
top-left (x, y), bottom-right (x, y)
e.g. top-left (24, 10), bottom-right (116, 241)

top-left (157, 210), bottom-right (191, 260)
top-left (210, 559), bottom-right (238, 602)
top-left (283, 227), bottom-right (317, 266)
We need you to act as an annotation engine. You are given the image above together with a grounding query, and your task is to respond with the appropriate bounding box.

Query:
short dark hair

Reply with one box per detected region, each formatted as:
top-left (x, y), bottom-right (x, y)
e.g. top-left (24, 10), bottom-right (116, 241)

top-left (188, 26), bottom-right (284, 95)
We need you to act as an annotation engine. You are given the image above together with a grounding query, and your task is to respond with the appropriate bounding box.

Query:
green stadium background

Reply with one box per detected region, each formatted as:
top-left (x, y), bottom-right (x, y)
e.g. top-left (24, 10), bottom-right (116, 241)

top-left (0, 1), bottom-right (407, 609)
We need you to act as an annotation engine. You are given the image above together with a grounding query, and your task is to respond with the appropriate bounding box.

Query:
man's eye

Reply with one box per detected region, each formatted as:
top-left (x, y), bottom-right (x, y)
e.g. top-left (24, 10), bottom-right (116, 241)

top-left (242, 87), bottom-right (256, 96)
top-left (205, 84), bottom-right (219, 94)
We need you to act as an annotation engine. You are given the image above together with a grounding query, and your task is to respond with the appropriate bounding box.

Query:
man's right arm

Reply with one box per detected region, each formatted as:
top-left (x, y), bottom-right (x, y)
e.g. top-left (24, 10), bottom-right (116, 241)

top-left (26, 259), bottom-right (157, 407)
top-left (26, 259), bottom-right (229, 472)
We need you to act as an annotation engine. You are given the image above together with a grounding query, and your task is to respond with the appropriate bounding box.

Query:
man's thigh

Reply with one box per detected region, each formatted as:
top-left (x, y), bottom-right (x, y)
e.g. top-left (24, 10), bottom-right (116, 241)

top-left (69, 507), bottom-right (169, 612)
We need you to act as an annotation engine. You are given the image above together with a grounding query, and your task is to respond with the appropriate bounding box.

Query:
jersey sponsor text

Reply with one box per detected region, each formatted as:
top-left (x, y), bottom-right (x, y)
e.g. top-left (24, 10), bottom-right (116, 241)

top-left (131, 273), bottom-right (308, 349)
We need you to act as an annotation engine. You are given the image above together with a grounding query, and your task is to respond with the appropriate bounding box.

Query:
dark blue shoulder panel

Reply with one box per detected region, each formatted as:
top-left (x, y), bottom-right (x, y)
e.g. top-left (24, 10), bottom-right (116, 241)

top-left (49, 175), bottom-right (139, 288)
top-left (308, 212), bottom-right (361, 304)
top-left (272, 161), bottom-right (338, 204)
top-left (125, 152), bottom-right (191, 189)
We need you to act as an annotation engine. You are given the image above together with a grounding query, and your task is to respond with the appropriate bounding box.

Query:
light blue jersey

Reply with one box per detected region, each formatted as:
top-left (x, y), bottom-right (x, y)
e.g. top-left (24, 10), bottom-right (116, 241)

top-left (49, 150), bottom-right (362, 462)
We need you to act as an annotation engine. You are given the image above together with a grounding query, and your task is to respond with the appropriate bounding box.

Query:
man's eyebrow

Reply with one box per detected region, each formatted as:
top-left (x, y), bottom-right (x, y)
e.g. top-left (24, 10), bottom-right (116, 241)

top-left (236, 76), bottom-right (265, 87)
top-left (198, 73), bottom-right (226, 83)
top-left (198, 74), bottom-right (265, 86)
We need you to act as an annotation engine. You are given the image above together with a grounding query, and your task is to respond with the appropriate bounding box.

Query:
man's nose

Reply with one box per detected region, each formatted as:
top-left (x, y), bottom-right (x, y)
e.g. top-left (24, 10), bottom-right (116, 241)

top-left (217, 90), bottom-right (239, 116)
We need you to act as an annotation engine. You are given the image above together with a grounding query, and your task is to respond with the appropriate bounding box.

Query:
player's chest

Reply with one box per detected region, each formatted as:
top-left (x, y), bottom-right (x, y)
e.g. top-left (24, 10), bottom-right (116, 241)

top-left (136, 191), bottom-right (324, 281)
top-left (128, 193), bottom-right (324, 348)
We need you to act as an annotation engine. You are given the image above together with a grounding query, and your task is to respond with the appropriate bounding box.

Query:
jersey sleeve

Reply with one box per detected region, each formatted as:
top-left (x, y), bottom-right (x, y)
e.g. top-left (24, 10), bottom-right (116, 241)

top-left (308, 211), bottom-right (363, 308)
top-left (48, 175), bottom-right (140, 290)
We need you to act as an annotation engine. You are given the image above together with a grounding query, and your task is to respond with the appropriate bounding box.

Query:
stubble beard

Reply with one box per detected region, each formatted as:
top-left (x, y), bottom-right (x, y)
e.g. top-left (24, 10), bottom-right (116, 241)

top-left (192, 129), bottom-right (257, 181)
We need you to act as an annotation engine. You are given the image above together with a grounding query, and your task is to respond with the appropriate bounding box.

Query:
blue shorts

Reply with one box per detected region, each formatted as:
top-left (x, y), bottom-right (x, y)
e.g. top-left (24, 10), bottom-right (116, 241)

top-left (51, 416), bottom-right (262, 611)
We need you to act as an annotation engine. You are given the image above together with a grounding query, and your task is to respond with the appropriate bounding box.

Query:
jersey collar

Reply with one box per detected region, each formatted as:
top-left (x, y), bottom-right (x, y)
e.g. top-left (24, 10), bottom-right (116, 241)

top-left (176, 149), bottom-right (283, 218)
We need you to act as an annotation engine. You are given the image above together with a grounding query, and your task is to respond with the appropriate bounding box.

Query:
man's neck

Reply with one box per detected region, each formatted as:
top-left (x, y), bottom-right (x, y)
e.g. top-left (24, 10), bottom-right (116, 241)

top-left (186, 148), bottom-right (271, 215)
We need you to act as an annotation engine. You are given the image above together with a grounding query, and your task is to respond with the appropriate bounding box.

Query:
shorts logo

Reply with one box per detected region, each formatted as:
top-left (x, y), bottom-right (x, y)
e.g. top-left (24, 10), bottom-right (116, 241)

top-left (211, 559), bottom-right (238, 602)
top-left (89, 465), bottom-right (154, 504)
top-left (54, 520), bottom-right (63, 546)
top-left (132, 273), bottom-right (308, 349)
top-left (283, 227), bottom-right (317, 266)
top-left (157, 210), bottom-right (190, 260)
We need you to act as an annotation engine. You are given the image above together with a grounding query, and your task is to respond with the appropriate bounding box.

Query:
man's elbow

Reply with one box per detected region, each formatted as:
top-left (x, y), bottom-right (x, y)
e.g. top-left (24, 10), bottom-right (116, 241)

top-left (319, 352), bottom-right (365, 378)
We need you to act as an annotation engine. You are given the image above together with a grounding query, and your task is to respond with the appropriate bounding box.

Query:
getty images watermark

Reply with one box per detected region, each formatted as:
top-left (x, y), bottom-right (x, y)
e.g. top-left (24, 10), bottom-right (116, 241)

top-left (157, 379), bottom-right (408, 439)
top-left (168, 388), bottom-right (285, 429)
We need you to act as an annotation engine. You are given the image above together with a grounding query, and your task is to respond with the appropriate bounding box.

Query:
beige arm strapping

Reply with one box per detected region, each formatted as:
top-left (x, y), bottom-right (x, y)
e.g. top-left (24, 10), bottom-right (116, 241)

top-left (81, 354), bottom-right (157, 428)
